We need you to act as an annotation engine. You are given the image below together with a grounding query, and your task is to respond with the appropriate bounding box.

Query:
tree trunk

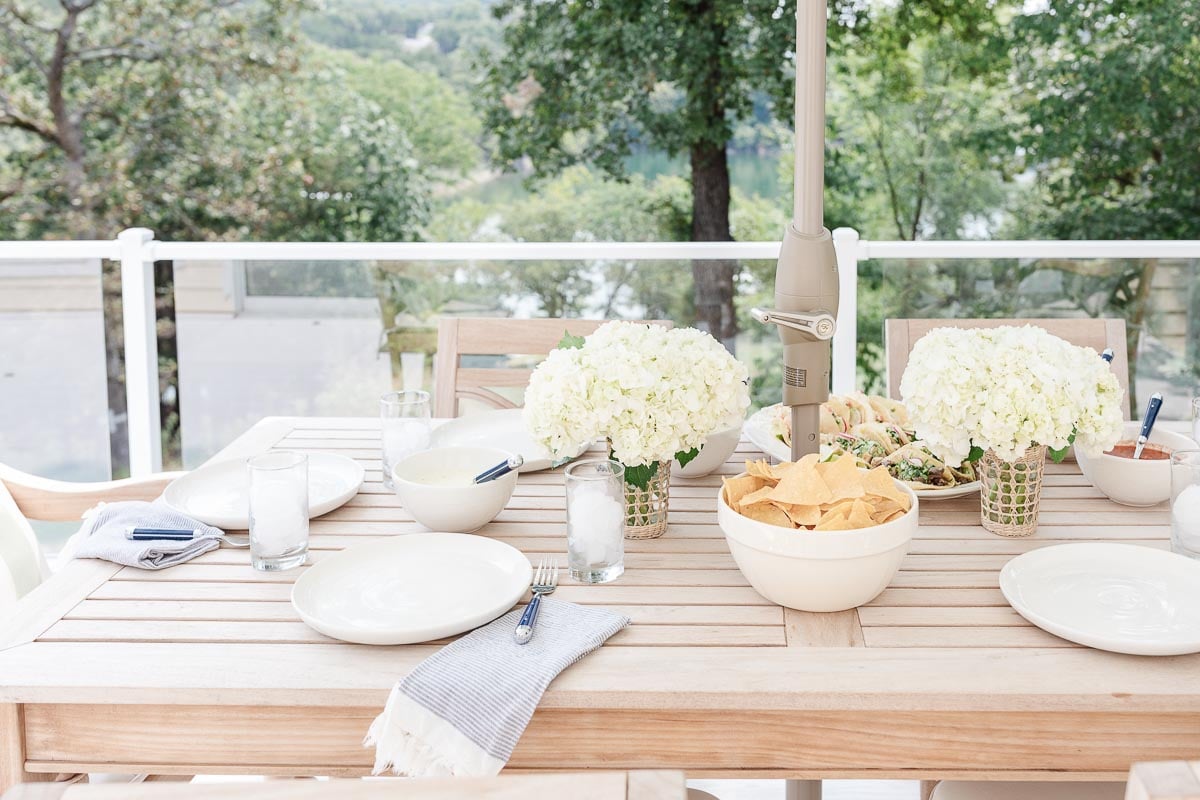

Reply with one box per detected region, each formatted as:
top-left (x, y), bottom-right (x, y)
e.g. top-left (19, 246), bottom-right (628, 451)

top-left (690, 142), bottom-right (737, 351)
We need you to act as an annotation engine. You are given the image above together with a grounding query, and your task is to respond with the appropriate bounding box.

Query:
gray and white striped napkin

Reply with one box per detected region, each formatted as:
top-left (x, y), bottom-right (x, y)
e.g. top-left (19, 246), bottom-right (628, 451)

top-left (66, 500), bottom-right (223, 569)
top-left (365, 597), bottom-right (629, 777)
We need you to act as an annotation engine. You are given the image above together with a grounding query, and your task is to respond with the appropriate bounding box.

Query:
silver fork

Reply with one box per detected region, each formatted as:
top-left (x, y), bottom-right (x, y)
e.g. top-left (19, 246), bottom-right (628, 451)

top-left (514, 557), bottom-right (559, 645)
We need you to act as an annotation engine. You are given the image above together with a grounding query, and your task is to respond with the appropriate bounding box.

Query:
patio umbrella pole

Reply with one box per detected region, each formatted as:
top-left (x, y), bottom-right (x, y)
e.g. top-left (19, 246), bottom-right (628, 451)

top-left (751, 0), bottom-right (840, 461)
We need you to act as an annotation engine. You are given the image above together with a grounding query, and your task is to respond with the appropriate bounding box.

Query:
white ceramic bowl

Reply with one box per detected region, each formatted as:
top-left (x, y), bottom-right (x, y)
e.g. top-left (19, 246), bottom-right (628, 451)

top-left (1075, 422), bottom-right (1197, 507)
top-left (675, 423), bottom-right (743, 478)
top-left (717, 477), bottom-right (918, 612)
top-left (391, 446), bottom-right (518, 532)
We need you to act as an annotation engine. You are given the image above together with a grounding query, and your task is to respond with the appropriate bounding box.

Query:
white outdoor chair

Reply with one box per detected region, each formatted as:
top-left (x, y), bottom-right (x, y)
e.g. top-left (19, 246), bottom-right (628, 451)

top-left (0, 463), bottom-right (181, 615)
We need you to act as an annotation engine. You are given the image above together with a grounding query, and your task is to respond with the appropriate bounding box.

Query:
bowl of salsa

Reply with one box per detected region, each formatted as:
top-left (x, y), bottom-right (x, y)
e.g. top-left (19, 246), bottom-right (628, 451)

top-left (1076, 422), bottom-right (1198, 506)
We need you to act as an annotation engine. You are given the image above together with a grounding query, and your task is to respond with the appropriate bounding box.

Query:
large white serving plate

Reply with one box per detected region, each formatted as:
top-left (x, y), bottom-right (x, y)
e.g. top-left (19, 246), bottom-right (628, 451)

top-left (745, 405), bottom-right (979, 499)
top-left (164, 453), bottom-right (364, 529)
top-left (1000, 542), bottom-right (1200, 656)
top-left (430, 408), bottom-right (587, 472)
top-left (291, 533), bottom-right (532, 645)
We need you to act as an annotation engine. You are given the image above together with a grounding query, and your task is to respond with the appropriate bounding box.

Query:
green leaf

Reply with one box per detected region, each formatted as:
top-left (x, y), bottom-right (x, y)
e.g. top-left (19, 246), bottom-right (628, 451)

top-left (622, 461), bottom-right (659, 491)
top-left (558, 331), bottom-right (586, 350)
top-left (1048, 445), bottom-right (1071, 463)
top-left (674, 447), bottom-right (700, 469)
top-left (967, 445), bottom-right (985, 462)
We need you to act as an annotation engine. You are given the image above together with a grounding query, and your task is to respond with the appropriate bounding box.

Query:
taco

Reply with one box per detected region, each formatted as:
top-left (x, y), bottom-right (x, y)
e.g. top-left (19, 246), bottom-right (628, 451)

top-left (880, 443), bottom-right (959, 489)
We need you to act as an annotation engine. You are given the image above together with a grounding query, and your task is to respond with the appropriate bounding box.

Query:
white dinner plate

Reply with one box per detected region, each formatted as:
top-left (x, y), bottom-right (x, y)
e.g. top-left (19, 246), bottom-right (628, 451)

top-left (163, 453), bottom-right (365, 529)
top-left (291, 533), bottom-right (532, 645)
top-left (430, 408), bottom-right (588, 472)
top-left (744, 405), bottom-right (979, 499)
top-left (1000, 542), bottom-right (1200, 656)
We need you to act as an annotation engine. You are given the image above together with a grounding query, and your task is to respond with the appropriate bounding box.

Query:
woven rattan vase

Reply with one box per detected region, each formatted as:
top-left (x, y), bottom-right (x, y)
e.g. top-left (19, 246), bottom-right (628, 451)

top-left (978, 445), bottom-right (1047, 537)
top-left (624, 460), bottom-right (670, 539)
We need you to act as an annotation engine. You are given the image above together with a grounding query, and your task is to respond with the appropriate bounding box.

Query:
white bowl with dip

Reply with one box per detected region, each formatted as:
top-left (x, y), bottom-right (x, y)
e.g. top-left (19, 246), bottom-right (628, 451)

top-left (1075, 422), bottom-right (1197, 507)
top-left (391, 446), bottom-right (518, 532)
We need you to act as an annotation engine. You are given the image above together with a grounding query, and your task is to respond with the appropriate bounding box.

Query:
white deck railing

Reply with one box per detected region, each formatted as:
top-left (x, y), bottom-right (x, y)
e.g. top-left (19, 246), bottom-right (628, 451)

top-left (4, 227), bottom-right (1199, 475)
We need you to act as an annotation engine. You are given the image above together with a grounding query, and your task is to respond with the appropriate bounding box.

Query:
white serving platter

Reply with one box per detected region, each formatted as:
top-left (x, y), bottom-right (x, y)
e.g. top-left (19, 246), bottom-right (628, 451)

top-left (163, 452), bottom-right (364, 529)
top-left (1000, 542), bottom-right (1200, 656)
top-left (430, 408), bottom-right (588, 472)
top-left (744, 405), bottom-right (980, 499)
top-left (291, 533), bottom-right (532, 645)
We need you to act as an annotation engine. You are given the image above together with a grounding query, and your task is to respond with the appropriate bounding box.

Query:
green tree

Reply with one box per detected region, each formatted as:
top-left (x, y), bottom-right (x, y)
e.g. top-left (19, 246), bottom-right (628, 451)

top-left (318, 47), bottom-right (482, 180)
top-left (479, 0), bottom-right (798, 348)
top-left (0, 0), bottom-right (312, 239)
top-left (1011, 1), bottom-right (1200, 240)
top-left (478, 1), bottom-right (1003, 350)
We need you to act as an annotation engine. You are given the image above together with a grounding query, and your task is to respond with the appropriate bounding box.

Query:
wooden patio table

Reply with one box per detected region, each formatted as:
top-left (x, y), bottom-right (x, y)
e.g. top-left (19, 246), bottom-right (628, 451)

top-left (2, 416), bottom-right (1198, 791)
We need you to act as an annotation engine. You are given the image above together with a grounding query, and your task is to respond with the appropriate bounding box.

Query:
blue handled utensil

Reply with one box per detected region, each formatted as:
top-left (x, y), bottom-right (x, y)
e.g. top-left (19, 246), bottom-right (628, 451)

top-left (473, 454), bottom-right (525, 484)
top-left (1100, 348), bottom-right (1114, 363)
top-left (1132, 392), bottom-right (1164, 459)
top-left (514, 557), bottom-right (559, 645)
top-left (125, 527), bottom-right (200, 541)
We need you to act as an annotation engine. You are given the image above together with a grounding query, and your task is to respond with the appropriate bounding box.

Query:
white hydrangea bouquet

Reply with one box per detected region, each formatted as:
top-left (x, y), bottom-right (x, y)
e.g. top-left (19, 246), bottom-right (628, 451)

top-left (899, 325), bottom-right (1123, 536)
top-left (524, 321), bottom-right (750, 538)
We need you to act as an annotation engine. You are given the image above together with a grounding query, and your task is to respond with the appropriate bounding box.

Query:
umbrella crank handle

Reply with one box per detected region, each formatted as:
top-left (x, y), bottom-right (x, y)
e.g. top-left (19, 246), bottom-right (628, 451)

top-left (749, 308), bottom-right (836, 341)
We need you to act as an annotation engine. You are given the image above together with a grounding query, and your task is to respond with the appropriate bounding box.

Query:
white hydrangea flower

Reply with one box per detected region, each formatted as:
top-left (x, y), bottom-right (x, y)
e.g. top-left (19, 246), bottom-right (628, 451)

top-left (898, 325), bottom-right (1124, 464)
top-left (523, 321), bottom-right (751, 468)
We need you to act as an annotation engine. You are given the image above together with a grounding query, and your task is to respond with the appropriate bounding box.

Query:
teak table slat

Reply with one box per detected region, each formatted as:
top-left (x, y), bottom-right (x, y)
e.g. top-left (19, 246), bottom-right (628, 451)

top-left (2, 416), bottom-right (1198, 791)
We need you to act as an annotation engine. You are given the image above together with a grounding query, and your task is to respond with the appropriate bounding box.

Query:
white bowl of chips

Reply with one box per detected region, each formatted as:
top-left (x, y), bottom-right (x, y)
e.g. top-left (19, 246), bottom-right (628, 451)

top-left (717, 456), bottom-right (919, 612)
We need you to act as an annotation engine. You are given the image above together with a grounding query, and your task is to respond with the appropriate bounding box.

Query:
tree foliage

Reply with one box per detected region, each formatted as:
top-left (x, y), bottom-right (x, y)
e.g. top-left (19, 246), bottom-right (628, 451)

top-left (1010, 0), bottom-right (1200, 239)
top-left (0, 0), bottom-right (429, 242)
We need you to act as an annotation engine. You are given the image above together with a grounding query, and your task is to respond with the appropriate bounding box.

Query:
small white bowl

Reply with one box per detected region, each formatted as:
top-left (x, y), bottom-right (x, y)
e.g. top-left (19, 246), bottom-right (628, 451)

top-left (675, 423), bottom-right (743, 478)
top-left (1075, 422), bottom-right (1197, 507)
top-left (717, 477), bottom-right (918, 612)
top-left (391, 446), bottom-right (518, 532)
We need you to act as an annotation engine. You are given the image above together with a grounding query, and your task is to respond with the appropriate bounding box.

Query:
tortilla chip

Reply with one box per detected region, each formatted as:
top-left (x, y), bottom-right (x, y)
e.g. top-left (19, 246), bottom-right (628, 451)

top-left (861, 466), bottom-right (911, 510)
top-left (847, 499), bottom-right (876, 529)
top-left (881, 509), bottom-right (907, 523)
top-left (746, 459), bottom-right (777, 480)
top-left (821, 499), bottom-right (857, 517)
top-left (723, 475), bottom-right (765, 507)
top-left (770, 466), bottom-right (833, 506)
top-left (815, 514), bottom-right (855, 531)
top-left (740, 501), bottom-right (794, 528)
top-left (816, 456), bottom-right (868, 502)
top-left (782, 503), bottom-right (822, 527)
top-left (738, 486), bottom-right (776, 508)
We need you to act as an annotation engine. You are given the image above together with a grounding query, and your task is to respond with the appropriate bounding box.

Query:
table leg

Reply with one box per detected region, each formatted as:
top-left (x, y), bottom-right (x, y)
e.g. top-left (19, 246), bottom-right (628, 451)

top-left (920, 780), bottom-right (939, 800)
top-left (785, 779), bottom-right (822, 800)
top-left (1, 704), bottom-right (56, 793)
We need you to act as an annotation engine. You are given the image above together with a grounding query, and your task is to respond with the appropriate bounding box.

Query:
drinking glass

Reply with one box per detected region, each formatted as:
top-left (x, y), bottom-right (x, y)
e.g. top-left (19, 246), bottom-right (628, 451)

top-left (381, 389), bottom-right (431, 490)
top-left (1171, 449), bottom-right (1200, 559)
top-left (248, 451), bottom-right (309, 571)
top-left (565, 459), bottom-right (625, 584)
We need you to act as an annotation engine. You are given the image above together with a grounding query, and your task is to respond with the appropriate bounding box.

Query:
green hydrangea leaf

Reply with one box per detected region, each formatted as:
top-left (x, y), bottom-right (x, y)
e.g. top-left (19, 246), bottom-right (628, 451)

top-left (622, 461), bottom-right (658, 491)
top-left (674, 447), bottom-right (700, 469)
top-left (558, 331), bottom-right (586, 350)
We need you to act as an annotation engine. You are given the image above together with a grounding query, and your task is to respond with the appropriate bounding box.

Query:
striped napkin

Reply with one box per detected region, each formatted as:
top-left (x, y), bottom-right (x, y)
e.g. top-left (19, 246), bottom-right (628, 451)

top-left (365, 597), bottom-right (629, 777)
top-left (66, 500), bottom-right (223, 569)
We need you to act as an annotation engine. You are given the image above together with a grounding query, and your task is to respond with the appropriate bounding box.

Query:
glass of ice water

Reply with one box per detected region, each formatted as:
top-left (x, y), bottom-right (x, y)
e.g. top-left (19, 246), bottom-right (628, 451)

top-left (380, 390), bottom-right (431, 490)
top-left (248, 451), bottom-right (309, 571)
top-left (1171, 449), bottom-right (1200, 559)
top-left (565, 459), bottom-right (625, 583)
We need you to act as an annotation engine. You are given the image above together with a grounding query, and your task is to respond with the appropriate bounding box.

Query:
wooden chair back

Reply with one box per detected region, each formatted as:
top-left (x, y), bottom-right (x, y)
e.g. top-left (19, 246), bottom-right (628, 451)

top-left (884, 317), bottom-right (1131, 418)
top-left (434, 318), bottom-right (672, 418)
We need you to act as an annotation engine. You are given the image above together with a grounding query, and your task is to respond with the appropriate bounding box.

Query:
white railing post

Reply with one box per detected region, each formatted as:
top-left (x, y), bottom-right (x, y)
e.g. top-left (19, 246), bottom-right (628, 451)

top-left (118, 227), bottom-right (162, 476)
top-left (831, 227), bottom-right (860, 394)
